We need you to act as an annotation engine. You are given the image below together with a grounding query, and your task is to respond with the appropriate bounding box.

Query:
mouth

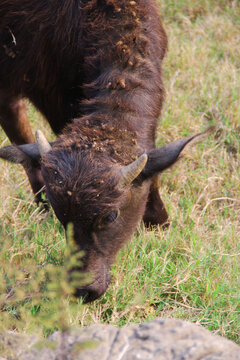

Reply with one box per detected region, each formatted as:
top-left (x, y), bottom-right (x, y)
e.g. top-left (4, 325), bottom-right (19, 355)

top-left (74, 272), bottom-right (111, 303)
top-left (74, 288), bottom-right (102, 303)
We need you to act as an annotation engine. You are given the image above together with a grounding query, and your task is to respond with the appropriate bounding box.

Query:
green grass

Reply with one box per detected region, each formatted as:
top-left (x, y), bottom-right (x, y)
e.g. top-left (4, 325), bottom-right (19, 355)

top-left (0, 0), bottom-right (239, 343)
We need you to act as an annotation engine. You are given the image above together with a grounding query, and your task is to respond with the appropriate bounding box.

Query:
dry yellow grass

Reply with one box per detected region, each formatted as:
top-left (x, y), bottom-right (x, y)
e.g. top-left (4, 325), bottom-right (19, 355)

top-left (0, 0), bottom-right (239, 342)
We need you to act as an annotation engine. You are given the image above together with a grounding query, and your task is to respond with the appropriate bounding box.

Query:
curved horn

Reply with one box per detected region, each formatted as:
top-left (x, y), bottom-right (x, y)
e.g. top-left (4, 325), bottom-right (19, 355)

top-left (119, 153), bottom-right (148, 187)
top-left (35, 130), bottom-right (52, 157)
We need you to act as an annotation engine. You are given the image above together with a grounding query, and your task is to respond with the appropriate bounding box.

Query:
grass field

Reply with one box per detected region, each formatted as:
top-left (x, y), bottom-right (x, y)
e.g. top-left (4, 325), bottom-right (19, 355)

top-left (0, 0), bottom-right (239, 343)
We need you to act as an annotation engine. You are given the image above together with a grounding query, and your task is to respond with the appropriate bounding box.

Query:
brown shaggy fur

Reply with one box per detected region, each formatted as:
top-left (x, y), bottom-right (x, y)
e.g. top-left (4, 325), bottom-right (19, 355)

top-left (0, 0), bottom-right (168, 302)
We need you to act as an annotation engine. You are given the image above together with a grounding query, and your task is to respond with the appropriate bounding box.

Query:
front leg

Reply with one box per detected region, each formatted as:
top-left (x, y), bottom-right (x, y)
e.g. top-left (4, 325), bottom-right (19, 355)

top-left (0, 89), bottom-right (45, 202)
top-left (143, 176), bottom-right (169, 227)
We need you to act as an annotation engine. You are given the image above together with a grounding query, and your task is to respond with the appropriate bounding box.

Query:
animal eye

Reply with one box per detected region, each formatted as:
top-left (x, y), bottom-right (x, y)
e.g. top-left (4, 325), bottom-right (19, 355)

top-left (102, 210), bottom-right (119, 225)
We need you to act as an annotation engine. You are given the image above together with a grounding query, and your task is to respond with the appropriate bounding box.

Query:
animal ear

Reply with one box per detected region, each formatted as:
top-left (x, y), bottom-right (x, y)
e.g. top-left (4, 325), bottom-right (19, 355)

top-left (140, 127), bottom-right (215, 179)
top-left (0, 143), bottom-right (41, 164)
top-left (0, 131), bottom-right (53, 165)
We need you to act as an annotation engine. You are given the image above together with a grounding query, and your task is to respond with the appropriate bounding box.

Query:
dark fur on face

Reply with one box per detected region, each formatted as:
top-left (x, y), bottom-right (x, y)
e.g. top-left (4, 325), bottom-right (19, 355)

top-left (40, 139), bottom-right (151, 303)
top-left (41, 147), bottom-right (124, 229)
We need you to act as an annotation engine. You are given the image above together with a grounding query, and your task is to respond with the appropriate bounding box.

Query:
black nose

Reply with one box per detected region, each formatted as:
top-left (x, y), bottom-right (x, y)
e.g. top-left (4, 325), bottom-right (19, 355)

top-left (74, 288), bottom-right (102, 303)
top-left (74, 272), bottom-right (111, 303)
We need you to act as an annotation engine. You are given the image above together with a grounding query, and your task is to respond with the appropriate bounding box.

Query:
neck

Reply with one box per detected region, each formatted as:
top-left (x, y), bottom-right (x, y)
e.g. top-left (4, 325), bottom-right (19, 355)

top-left (75, 64), bottom-right (164, 148)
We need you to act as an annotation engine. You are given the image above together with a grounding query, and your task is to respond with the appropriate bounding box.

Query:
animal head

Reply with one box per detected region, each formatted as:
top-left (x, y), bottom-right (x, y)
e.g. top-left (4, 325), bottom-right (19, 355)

top-left (0, 126), bottom-right (214, 302)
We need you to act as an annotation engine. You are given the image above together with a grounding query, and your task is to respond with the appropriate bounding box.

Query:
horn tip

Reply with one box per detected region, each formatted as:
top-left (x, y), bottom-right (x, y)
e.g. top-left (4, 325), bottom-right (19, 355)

top-left (140, 153), bottom-right (148, 163)
top-left (35, 130), bottom-right (52, 155)
top-left (35, 130), bottom-right (43, 141)
top-left (139, 153), bottom-right (148, 168)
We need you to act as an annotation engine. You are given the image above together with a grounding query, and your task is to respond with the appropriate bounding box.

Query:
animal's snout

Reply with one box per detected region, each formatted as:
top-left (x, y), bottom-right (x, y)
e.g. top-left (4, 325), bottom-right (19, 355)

top-left (74, 272), bottom-right (111, 303)
top-left (75, 288), bottom-right (103, 303)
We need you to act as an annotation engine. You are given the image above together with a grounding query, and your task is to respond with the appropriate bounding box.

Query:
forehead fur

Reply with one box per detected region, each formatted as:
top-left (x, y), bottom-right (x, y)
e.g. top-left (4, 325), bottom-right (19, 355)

top-left (57, 116), bottom-right (141, 165)
top-left (41, 148), bottom-right (124, 226)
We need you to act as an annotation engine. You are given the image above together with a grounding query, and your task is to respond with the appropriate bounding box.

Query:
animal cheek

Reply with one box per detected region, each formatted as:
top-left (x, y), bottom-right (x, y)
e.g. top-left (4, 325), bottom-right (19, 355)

top-left (91, 232), bottom-right (116, 259)
top-left (119, 189), bottom-right (132, 210)
top-left (50, 203), bottom-right (68, 226)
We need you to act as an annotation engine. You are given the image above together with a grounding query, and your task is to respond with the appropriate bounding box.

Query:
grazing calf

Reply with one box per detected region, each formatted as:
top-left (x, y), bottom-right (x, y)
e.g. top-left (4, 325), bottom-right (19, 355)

top-left (0, 0), bottom-right (212, 302)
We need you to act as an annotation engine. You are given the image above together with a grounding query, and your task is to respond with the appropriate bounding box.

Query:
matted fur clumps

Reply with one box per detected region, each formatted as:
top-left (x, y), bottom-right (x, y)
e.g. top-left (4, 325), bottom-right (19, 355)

top-left (41, 149), bottom-right (124, 227)
top-left (55, 115), bottom-right (142, 165)
top-left (80, 0), bottom-right (167, 117)
top-left (81, 0), bottom-right (148, 69)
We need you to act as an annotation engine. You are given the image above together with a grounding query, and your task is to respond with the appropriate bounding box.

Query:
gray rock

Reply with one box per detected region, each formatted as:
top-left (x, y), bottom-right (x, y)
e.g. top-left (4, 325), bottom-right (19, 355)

top-left (0, 318), bottom-right (239, 360)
